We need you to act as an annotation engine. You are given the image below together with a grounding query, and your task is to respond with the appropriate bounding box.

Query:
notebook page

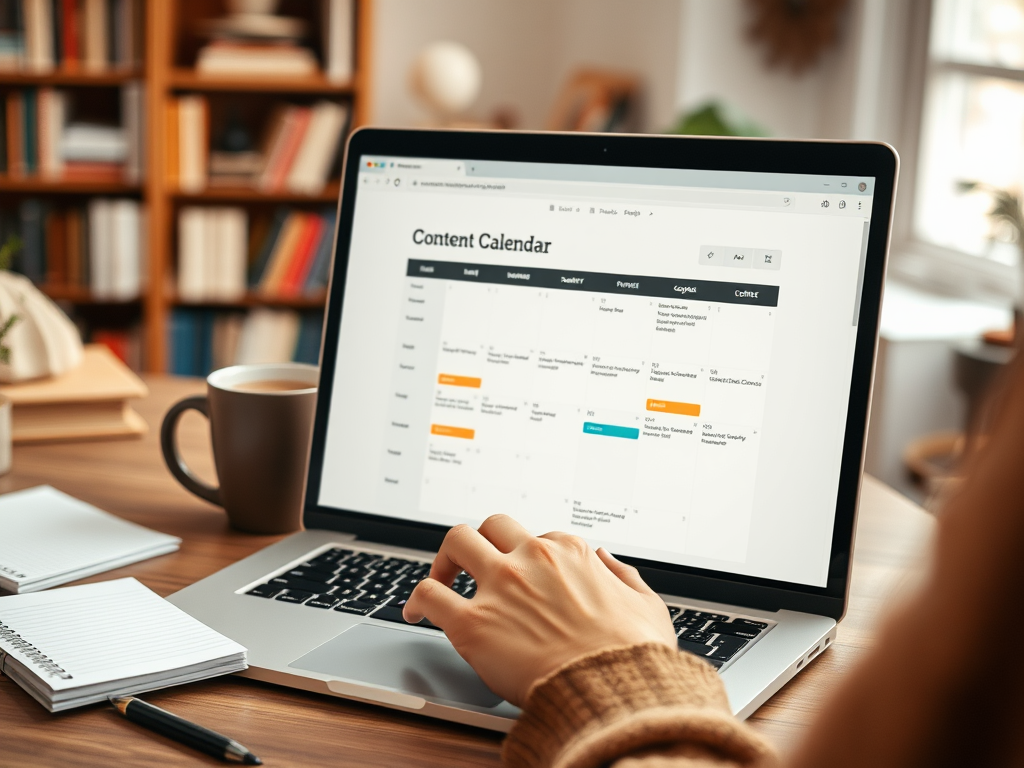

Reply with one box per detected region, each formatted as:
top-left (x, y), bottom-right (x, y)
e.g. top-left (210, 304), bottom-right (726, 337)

top-left (0, 486), bottom-right (180, 585)
top-left (0, 578), bottom-right (246, 691)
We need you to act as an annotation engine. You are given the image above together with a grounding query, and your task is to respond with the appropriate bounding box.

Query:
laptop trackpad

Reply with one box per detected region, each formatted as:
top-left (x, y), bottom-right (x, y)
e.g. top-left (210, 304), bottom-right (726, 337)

top-left (289, 623), bottom-right (503, 708)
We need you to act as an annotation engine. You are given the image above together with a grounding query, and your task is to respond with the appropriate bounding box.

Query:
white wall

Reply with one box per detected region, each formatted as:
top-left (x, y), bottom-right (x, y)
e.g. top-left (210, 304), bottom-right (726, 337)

top-left (370, 0), bottom-right (891, 140)
top-left (370, 0), bottom-right (682, 132)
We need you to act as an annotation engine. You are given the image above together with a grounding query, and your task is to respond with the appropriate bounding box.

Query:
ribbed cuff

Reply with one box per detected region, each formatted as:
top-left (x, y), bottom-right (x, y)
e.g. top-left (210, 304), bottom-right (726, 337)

top-left (502, 642), bottom-right (776, 768)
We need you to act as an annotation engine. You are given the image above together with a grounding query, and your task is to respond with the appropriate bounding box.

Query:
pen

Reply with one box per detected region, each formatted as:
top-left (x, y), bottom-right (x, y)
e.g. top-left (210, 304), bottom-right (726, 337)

top-left (110, 696), bottom-right (262, 764)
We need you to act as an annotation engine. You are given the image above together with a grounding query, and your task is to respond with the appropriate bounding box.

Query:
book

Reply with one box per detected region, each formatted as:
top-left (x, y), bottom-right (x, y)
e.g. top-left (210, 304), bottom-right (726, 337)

top-left (44, 206), bottom-right (66, 284)
top-left (0, 0), bottom-right (24, 71)
top-left (60, 0), bottom-right (78, 67)
top-left (248, 207), bottom-right (287, 286)
top-left (324, 0), bottom-right (353, 83)
top-left (121, 81), bottom-right (143, 183)
top-left (258, 105), bottom-right (311, 191)
top-left (293, 310), bottom-right (323, 364)
top-left (178, 94), bottom-right (208, 192)
top-left (61, 122), bottom-right (127, 163)
top-left (109, 198), bottom-right (140, 299)
top-left (82, 0), bottom-right (107, 71)
top-left (177, 206), bottom-right (247, 301)
top-left (18, 198), bottom-right (45, 283)
top-left (235, 308), bottom-right (300, 365)
top-left (0, 577), bottom-right (247, 711)
top-left (195, 40), bottom-right (318, 76)
top-left (285, 100), bottom-right (347, 194)
top-left (22, 87), bottom-right (36, 174)
top-left (36, 87), bottom-right (65, 179)
top-left (278, 212), bottom-right (323, 296)
top-left (0, 486), bottom-right (180, 594)
top-left (303, 211), bottom-right (336, 293)
top-left (257, 211), bottom-right (305, 294)
top-left (0, 344), bottom-right (148, 443)
top-left (5, 90), bottom-right (21, 177)
top-left (22, 0), bottom-right (54, 71)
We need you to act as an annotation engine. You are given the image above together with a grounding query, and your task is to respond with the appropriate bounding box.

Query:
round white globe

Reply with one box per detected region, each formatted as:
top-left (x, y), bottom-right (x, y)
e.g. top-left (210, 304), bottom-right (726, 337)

top-left (410, 42), bottom-right (483, 118)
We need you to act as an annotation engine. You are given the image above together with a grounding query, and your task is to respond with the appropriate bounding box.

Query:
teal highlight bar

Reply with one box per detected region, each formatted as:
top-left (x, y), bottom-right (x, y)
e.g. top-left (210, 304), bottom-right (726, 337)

top-left (582, 422), bottom-right (640, 440)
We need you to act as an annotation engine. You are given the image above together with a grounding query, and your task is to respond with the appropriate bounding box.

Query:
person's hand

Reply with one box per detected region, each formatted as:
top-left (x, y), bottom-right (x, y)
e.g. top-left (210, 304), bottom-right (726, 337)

top-left (403, 514), bottom-right (677, 706)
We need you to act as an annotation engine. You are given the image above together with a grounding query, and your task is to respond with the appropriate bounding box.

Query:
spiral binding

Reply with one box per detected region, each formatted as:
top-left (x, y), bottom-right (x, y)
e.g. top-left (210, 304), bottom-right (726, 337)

top-left (0, 621), bottom-right (73, 680)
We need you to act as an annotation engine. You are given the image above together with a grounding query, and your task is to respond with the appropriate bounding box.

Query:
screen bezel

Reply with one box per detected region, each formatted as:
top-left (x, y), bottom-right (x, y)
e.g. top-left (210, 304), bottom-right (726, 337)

top-left (304, 128), bottom-right (898, 621)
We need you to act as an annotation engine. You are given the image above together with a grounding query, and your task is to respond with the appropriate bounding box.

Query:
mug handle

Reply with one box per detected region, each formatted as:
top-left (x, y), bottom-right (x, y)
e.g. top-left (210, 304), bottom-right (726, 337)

top-left (160, 395), bottom-right (223, 506)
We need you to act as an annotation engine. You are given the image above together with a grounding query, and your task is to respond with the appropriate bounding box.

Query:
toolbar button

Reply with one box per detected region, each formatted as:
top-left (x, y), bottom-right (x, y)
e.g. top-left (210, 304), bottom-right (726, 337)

top-left (698, 245), bottom-right (724, 266)
top-left (752, 249), bottom-right (782, 271)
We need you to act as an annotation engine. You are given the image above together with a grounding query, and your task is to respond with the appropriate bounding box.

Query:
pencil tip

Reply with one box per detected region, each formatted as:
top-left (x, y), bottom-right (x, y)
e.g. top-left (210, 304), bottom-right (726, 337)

top-left (243, 755), bottom-right (262, 765)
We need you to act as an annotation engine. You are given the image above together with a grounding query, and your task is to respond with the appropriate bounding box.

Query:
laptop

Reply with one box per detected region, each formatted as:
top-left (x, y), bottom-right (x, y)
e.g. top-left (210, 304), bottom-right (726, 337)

top-left (169, 128), bottom-right (898, 731)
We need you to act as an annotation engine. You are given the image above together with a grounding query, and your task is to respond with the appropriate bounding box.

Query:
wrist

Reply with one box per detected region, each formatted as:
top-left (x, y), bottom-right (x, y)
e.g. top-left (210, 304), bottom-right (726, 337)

top-left (505, 642), bottom-right (742, 768)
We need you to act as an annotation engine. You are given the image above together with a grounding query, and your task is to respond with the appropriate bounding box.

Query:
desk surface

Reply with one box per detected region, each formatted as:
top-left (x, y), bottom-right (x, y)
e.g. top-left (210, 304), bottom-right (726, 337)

top-left (0, 376), bottom-right (936, 768)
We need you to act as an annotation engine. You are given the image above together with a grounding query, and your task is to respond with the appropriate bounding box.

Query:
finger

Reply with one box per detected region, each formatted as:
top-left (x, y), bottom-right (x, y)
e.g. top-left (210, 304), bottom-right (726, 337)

top-left (429, 523), bottom-right (503, 585)
top-left (597, 548), bottom-right (656, 595)
top-left (477, 514), bottom-right (532, 553)
top-left (404, 577), bottom-right (469, 627)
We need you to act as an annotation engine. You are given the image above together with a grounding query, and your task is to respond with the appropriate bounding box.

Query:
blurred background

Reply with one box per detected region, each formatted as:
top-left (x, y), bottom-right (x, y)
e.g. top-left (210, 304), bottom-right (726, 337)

top-left (1, 0), bottom-right (1022, 502)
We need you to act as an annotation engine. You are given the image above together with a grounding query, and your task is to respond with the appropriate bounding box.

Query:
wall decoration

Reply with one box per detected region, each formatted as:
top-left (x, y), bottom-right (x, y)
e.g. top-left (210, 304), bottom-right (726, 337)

top-left (745, 0), bottom-right (850, 75)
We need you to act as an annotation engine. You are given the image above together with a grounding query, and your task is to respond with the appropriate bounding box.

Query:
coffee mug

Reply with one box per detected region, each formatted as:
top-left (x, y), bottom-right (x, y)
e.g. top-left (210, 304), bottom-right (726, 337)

top-left (160, 363), bottom-right (319, 534)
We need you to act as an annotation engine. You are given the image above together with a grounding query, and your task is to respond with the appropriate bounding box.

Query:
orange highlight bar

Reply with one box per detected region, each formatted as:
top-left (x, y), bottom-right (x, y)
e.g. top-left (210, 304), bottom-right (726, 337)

top-left (431, 424), bottom-right (476, 440)
top-left (438, 373), bottom-right (482, 388)
top-left (646, 399), bottom-right (701, 417)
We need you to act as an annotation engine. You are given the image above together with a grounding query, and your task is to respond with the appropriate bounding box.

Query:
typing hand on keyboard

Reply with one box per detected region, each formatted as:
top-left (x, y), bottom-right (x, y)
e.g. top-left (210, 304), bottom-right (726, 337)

top-left (403, 514), bottom-right (676, 707)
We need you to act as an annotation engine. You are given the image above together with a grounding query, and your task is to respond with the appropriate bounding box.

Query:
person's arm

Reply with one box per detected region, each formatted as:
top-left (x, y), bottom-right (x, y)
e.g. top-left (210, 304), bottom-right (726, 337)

top-left (403, 516), bottom-right (776, 767)
top-left (786, 362), bottom-right (1024, 768)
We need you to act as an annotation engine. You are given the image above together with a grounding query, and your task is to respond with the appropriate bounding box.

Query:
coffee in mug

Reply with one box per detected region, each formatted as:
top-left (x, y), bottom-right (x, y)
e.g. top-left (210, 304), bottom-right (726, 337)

top-left (160, 363), bottom-right (319, 534)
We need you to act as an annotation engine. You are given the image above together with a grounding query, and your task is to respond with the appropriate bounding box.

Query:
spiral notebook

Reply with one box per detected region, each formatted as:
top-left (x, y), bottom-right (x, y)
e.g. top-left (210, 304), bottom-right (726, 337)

top-left (0, 578), bottom-right (247, 712)
top-left (0, 486), bottom-right (181, 594)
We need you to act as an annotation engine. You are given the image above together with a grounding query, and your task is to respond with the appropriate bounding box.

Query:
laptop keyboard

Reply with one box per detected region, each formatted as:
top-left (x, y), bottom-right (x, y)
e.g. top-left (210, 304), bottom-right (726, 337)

top-left (245, 546), bottom-right (469, 630)
top-left (244, 546), bottom-right (771, 668)
top-left (664, 606), bottom-right (771, 669)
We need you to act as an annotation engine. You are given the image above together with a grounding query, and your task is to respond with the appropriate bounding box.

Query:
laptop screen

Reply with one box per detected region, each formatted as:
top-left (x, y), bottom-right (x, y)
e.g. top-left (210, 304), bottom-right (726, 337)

top-left (316, 155), bottom-right (876, 590)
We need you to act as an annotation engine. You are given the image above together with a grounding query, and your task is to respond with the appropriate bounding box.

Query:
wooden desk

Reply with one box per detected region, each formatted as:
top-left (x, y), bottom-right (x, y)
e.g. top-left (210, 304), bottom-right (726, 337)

top-left (0, 376), bottom-right (936, 767)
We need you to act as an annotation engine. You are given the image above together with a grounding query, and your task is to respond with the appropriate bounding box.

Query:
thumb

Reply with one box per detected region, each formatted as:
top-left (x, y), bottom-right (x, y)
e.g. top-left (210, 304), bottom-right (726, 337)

top-left (597, 548), bottom-right (656, 595)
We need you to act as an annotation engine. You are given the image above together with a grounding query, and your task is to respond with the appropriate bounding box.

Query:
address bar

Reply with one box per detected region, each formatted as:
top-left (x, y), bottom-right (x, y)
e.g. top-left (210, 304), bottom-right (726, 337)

top-left (408, 177), bottom-right (792, 208)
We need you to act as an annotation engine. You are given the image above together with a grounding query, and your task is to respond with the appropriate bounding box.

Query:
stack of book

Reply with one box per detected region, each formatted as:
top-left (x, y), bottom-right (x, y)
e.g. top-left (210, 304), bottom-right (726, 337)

top-left (192, 0), bottom-right (352, 80)
top-left (0, 0), bottom-right (144, 72)
top-left (175, 206), bottom-right (333, 302)
top-left (249, 208), bottom-right (335, 297)
top-left (169, 308), bottom-right (322, 376)
top-left (177, 206), bottom-right (247, 302)
top-left (164, 96), bottom-right (346, 194)
top-left (1, 84), bottom-right (144, 182)
top-left (0, 196), bottom-right (144, 299)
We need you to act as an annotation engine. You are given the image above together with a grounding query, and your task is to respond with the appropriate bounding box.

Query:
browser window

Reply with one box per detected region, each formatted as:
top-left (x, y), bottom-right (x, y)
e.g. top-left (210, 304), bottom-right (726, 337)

top-left (318, 156), bottom-right (875, 589)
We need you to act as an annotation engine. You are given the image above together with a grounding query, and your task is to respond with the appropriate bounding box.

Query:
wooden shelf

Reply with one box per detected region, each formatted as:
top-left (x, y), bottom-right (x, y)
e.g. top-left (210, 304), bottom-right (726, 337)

top-left (40, 285), bottom-right (142, 304)
top-left (0, 177), bottom-right (142, 195)
top-left (168, 69), bottom-right (355, 94)
top-left (173, 292), bottom-right (328, 310)
top-left (172, 183), bottom-right (341, 203)
top-left (0, 68), bottom-right (142, 86)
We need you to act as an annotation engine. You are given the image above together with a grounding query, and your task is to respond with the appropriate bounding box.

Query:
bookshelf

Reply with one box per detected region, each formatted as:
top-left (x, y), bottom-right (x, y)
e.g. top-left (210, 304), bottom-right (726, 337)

top-left (0, 0), bottom-right (373, 373)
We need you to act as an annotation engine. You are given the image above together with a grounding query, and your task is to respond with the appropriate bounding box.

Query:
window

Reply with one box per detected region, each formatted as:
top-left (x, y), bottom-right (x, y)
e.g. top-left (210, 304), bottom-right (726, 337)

top-left (915, 0), bottom-right (1024, 269)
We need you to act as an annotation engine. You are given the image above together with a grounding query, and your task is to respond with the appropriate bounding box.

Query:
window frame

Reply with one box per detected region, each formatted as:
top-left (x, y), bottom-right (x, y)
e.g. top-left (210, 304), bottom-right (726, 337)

top-left (887, 0), bottom-right (1021, 303)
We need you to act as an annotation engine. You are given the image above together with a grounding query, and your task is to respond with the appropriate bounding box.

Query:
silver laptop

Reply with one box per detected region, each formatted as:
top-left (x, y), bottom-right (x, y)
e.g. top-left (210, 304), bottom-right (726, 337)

top-left (170, 129), bottom-right (898, 731)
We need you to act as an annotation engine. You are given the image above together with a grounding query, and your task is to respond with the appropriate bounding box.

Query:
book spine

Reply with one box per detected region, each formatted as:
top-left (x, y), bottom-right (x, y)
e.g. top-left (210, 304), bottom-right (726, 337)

top-left (278, 213), bottom-right (321, 296)
top-left (248, 207), bottom-right (287, 287)
top-left (61, 0), bottom-right (77, 67)
top-left (19, 198), bottom-right (45, 282)
top-left (6, 91), bottom-right (23, 177)
top-left (303, 212), bottom-right (335, 294)
top-left (22, 87), bottom-right (36, 175)
top-left (266, 107), bottom-right (311, 191)
top-left (325, 0), bottom-right (353, 83)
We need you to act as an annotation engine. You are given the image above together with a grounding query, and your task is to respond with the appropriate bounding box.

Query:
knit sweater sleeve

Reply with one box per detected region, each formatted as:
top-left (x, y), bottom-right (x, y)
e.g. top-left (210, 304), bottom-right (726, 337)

top-left (502, 642), bottom-right (778, 768)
